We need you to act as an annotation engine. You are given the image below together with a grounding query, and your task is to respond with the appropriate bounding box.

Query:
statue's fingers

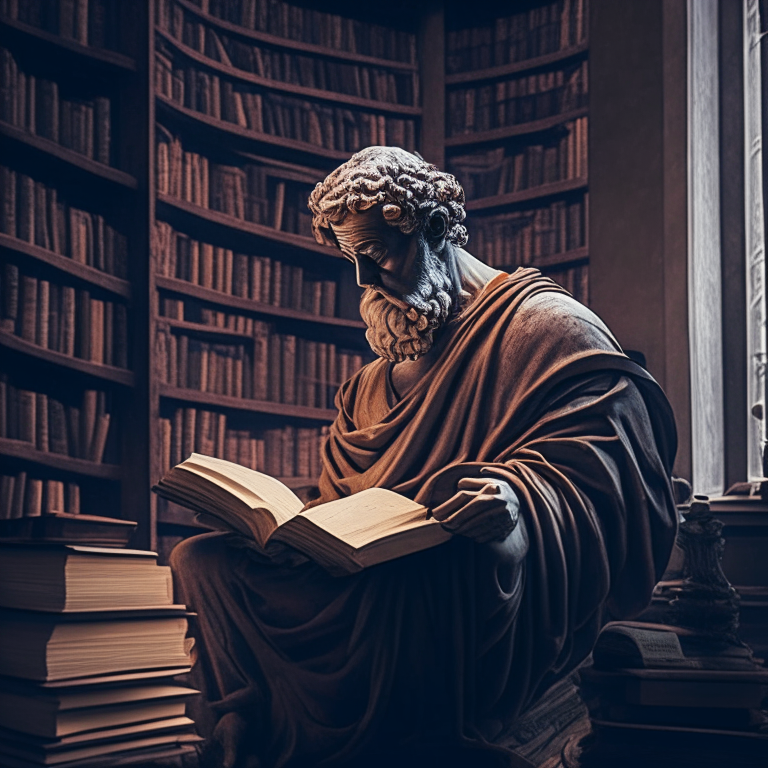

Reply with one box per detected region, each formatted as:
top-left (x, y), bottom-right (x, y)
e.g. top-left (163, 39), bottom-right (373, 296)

top-left (440, 496), bottom-right (498, 529)
top-left (457, 477), bottom-right (499, 493)
top-left (432, 490), bottom-right (477, 521)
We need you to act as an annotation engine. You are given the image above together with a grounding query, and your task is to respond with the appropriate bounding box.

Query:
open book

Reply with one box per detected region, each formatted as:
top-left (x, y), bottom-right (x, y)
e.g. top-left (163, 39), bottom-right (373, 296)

top-left (152, 454), bottom-right (452, 575)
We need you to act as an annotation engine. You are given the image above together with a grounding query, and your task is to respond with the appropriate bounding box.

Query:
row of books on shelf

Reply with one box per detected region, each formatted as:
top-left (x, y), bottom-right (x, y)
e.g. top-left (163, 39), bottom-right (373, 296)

top-left (467, 195), bottom-right (587, 265)
top-left (0, 47), bottom-right (113, 165)
top-left (545, 263), bottom-right (588, 305)
top-left (156, 323), bottom-right (365, 409)
top-left (162, 0), bottom-right (417, 64)
top-left (157, 13), bottom-right (419, 105)
top-left (156, 130), bottom-right (318, 236)
top-left (160, 406), bottom-right (326, 478)
top-left (446, 0), bottom-right (588, 73)
top-left (448, 117), bottom-right (587, 198)
top-left (0, 0), bottom-right (120, 51)
top-left (0, 379), bottom-right (112, 462)
top-left (153, 221), bottom-right (338, 316)
top-left (156, 61), bottom-right (418, 152)
top-left (0, 167), bottom-right (129, 278)
top-left (0, 472), bottom-right (81, 518)
top-left (0, 264), bottom-right (129, 368)
top-left (447, 61), bottom-right (588, 136)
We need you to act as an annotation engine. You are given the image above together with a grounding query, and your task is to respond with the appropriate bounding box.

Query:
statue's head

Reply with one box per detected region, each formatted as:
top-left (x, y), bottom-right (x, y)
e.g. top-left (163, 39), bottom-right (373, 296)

top-left (308, 146), bottom-right (469, 362)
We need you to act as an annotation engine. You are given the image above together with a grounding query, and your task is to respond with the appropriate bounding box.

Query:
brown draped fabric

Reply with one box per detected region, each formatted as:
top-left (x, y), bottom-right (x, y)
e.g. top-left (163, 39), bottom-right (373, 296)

top-left (171, 268), bottom-right (678, 767)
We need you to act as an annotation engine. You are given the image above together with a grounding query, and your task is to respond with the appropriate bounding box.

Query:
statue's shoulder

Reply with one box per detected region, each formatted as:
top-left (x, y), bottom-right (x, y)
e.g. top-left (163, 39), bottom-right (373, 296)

top-left (503, 288), bottom-right (622, 355)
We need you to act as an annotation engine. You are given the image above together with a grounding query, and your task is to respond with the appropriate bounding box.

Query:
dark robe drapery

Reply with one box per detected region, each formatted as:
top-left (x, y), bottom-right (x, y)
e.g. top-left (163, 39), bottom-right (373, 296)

top-left (171, 268), bottom-right (678, 767)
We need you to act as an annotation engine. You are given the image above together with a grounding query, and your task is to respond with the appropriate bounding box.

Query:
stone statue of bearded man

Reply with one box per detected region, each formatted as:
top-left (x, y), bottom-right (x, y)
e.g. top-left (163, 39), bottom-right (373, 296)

top-left (172, 146), bottom-right (678, 768)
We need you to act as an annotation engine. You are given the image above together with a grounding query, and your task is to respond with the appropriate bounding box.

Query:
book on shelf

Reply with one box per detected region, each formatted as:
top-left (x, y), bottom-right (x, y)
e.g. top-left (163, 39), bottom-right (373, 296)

top-left (155, 67), bottom-right (417, 153)
top-left (0, 166), bottom-right (129, 278)
top-left (0, 475), bottom-right (83, 519)
top-left (0, 544), bottom-right (179, 612)
top-left (159, 406), bottom-right (328, 478)
top-left (447, 116), bottom-right (587, 198)
top-left (0, 0), bottom-right (122, 51)
top-left (155, 0), bottom-right (417, 63)
top-left (446, 61), bottom-right (588, 137)
top-left (0, 47), bottom-right (113, 165)
top-left (156, 322), bottom-right (364, 409)
top-left (0, 511), bottom-right (136, 543)
top-left (152, 453), bottom-right (461, 575)
top-left (0, 679), bottom-right (199, 739)
top-left (0, 262), bottom-right (129, 368)
top-left (153, 221), bottom-right (339, 316)
top-left (0, 377), bottom-right (114, 463)
top-left (0, 611), bottom-right (193, 681)
top-left (446, 0), bottom-right (588, 74)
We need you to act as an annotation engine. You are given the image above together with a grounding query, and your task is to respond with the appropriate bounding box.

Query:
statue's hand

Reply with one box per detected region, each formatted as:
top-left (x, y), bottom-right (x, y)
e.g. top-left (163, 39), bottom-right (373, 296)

top-left (432, 476), bottom-right (520, 543)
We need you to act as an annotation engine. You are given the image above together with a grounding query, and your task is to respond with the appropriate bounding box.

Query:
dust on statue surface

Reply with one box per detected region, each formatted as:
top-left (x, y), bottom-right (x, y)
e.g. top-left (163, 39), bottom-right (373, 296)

top-left (169, 146), bottom-right (678, 768)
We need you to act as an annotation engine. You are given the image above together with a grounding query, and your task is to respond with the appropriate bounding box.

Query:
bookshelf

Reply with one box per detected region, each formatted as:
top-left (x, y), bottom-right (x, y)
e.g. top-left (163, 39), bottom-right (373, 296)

top-left (148, 0), bottom-right (420, 557)
top-left (0, 1), bottom-right (152, 539)
top-left (0, 0), bottom-right (592, 558)
top-left (443, 0), bottom-right (590, 305)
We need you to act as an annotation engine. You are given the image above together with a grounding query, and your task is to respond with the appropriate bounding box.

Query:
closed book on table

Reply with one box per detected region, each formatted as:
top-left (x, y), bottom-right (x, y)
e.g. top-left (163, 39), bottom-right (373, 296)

top-left (0, 681), bottom-right (198, 738)
top-left (0, 545), bottom-right (174, 612)
top-left (0, 612), bottom-right (192, 681)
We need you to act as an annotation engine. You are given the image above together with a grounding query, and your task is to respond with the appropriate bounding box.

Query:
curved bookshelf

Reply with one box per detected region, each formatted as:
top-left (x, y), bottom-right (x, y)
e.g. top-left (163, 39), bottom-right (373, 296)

top-left (445, 42), bottom-right (589, 86)
top-left (0, 437), bottom-right (122, 480)
top-left (159, 385), bottom-right (338, 422)
top-left (156, 277), bottom-right (365, 330)
top-left (156, 192), bottom-right (342, 260)
top-left (156, 95), bottom-right (350, 163)
top-left (0, 331), bottom-right (135, 387)
top-left (0, 122), bottom-right (138, 190)
top-left (156, 28), bottom-right (421, 115)
top-left (0, 15), bottom-right (137, 72)
top-left (0, 234), bottom-right (132, 300)
top-left (168, 0), bottom-right (418, 71)
top-left (465, 177), bottom-right (588, 211)
top-left (445, 106), bottom-right (589, 149)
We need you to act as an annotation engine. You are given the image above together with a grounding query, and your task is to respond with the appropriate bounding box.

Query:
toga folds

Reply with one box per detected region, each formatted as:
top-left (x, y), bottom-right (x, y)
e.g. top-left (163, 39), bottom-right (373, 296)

top-left (171, 268), bottom-right (678, 767)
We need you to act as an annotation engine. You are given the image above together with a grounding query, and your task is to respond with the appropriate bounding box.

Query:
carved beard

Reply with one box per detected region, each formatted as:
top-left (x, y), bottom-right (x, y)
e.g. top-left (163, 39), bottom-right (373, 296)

top-left (359, 247), bottom-right (456, 363)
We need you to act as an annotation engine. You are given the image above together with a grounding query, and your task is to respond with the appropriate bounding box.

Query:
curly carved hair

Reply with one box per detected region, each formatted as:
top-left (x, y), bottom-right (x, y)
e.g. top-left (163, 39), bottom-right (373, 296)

top-left (308, 146), bottom-right (468, 248)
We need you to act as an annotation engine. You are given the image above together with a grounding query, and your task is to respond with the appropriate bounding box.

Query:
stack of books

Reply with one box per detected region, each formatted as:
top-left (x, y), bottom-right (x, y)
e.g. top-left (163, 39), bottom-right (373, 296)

top-left (577, 622), bottom-right (768, 768)
top-left (0, 519), bottom-right (201, 768)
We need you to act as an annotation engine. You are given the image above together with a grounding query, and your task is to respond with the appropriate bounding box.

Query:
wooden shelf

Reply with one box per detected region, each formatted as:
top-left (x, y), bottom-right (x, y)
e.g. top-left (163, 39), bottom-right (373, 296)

top-left (159, 385), bottom-right (337, 421)
top-left (445, 42), bottom-right (589, 86)
top-left (0, 122), bottom-right (138, 190)
top-left (445, 106), bottom-right (588, 149)
top-left (0, 331), bottom-right (135, 387)
top-left (156, 192), bottom-right (343, 259)
top-left (534, 246), bottom-right (589, 270)
top-left (156, 276), bottom-right (366, 330)
top-left (465, 177), bottom-right (588, 211)
top-left (0, 437), bottom-right (122, 480)
top-left (169, 0), bottom-right (418, 72)
top-left (0, 234), bottom-right (132, 300)
top-left (156, 28), bottom-right (421, 115)
top-left (156, 94), bottom-right (350, 163)
top-left (0, 15), bottom-right (137, 72)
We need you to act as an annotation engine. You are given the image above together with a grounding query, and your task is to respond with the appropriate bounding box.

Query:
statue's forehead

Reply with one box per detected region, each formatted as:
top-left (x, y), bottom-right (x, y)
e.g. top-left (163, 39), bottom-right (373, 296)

top-left (330, 207), bottom-right (389, 251)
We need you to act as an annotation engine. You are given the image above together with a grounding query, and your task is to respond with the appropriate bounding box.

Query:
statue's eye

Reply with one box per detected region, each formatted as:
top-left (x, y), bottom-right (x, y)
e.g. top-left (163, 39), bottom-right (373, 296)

top-left (427, 212), bottom-right (447, 240)
top-left (359, 245), bottom-right (387, 263)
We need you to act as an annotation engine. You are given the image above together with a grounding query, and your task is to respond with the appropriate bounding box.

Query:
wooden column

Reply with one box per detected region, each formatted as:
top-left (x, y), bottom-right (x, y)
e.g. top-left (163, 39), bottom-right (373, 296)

top-left (418, 1), bottom-right (445, 168)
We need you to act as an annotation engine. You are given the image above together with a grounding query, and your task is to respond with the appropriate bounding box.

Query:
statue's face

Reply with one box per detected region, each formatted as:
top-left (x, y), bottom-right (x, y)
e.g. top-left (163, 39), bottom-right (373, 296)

top-left (331, 207), bottom-right (456, 363)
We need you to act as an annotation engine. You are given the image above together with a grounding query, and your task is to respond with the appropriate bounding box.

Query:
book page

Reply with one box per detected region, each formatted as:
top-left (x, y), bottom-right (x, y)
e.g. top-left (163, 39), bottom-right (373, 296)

top-left (301, 487), bottom-right (431, 548)
top-left (180, 454), bottom-right (303, 525)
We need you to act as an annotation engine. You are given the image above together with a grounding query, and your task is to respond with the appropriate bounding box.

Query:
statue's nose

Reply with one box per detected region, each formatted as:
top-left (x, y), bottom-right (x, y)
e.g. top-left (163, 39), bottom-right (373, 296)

top-left (355, 256), bottom-right (379, 288)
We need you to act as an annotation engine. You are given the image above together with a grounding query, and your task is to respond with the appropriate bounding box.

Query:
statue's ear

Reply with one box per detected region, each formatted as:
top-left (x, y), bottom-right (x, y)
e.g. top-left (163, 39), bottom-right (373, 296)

top-left (426, 208), bottom-right (448, 250)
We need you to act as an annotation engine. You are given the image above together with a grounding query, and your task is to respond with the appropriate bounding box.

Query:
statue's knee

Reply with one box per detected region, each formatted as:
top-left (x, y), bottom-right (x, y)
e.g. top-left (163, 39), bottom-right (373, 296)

top-left (169, 531), bottom-right (231, 584)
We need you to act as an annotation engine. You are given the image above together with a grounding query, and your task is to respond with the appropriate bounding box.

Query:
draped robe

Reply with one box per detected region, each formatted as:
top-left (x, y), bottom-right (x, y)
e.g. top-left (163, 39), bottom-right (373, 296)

top-left (171, 268), bottom-right (678, 767)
